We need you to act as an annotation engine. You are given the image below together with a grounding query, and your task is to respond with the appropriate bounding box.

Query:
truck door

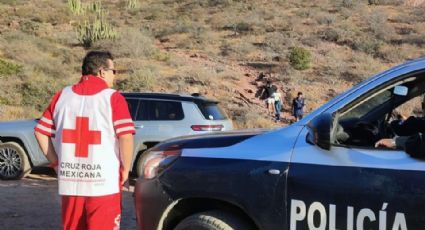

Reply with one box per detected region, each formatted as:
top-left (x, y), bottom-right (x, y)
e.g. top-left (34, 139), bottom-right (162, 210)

top-left (287, 126), bottom-right (425, 230)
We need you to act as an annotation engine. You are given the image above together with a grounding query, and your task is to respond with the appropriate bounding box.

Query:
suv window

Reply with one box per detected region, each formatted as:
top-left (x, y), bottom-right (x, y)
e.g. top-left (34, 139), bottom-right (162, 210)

top-left (196, 102), bottom-right (227, 120)
top-left (126, 98), bottom-right (139, 120)
top-left (148, 100), bottom-right (184, 120)
top-left (136, 100), bottom-right (149, 121)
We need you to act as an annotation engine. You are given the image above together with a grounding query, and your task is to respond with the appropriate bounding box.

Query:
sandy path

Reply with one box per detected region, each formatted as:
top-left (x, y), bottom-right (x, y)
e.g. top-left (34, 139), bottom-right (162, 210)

top-left (0, 168), bottom-right (137, 230)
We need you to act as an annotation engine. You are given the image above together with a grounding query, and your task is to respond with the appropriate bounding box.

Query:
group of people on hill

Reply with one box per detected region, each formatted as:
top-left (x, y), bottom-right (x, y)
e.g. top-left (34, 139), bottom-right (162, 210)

top-left (258, 74), bottom-right (305, 122)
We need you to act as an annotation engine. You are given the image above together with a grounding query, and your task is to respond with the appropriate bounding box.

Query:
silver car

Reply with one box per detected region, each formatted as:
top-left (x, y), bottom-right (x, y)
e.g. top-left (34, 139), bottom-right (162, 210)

top-left (0, 93), bottom-right (233, 180)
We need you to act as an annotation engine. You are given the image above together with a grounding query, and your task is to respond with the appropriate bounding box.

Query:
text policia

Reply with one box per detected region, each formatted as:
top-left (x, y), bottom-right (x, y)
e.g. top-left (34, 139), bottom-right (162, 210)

top-left (290, 199), bottom-right (407, 230)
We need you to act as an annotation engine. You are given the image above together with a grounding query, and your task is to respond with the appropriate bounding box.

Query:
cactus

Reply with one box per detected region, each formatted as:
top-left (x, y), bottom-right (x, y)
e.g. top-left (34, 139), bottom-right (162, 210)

top-left (126, 0), bottom-right (140, 9)
top-left (86, 1), bottom-right (102, 14)
top-left (68, 0), bottom-right (85, 15)
top-left (77, 11), bottom-right (118, 47)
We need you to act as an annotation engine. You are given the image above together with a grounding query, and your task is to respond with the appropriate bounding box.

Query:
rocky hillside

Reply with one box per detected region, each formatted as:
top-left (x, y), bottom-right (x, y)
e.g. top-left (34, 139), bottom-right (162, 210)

top-left (0, 0), bottom-right (425, 128)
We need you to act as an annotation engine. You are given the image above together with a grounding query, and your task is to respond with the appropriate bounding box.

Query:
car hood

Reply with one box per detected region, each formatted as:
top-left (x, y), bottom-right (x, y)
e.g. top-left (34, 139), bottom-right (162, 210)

top-left (153, 128), bottom-right (273, 150)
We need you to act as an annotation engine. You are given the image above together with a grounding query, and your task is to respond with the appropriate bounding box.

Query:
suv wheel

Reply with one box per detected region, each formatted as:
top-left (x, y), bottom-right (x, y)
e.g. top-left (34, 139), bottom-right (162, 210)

top-left (0, 142), bottom-right (31, 180)
top-left (175, 211), bottom-right (254, 230)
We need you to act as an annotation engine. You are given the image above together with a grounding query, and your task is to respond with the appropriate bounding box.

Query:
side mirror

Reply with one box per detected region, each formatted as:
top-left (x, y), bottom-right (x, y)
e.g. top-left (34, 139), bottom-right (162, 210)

top-left (306, 113), bottom-right (334, 150)
top-left (393, 85), bottom-right (408, 96)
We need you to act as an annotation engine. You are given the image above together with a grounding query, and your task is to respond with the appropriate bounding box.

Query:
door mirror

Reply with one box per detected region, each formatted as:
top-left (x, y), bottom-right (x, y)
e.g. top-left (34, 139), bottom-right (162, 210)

top-left (306, 113), bottom-right (334, 150)
top-left (393, 85), bottom-right (408, 96)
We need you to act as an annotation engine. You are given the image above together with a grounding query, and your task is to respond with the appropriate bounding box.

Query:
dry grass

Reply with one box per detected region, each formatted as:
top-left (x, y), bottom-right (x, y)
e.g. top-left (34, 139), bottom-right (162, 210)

top-left (1, 0), bottom-right (425, 129)
top-left (0, 105), bottom-right (40, 121)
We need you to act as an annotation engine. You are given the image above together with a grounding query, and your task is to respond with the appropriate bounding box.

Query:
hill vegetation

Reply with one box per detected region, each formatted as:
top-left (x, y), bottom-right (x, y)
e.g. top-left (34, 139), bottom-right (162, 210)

top-left (0, 0), bottom-right (425, 128)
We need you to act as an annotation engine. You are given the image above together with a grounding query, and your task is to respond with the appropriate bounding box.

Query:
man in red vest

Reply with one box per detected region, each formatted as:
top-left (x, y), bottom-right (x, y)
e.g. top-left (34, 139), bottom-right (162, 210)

top-left (34, 51), bottom-right (135, 230)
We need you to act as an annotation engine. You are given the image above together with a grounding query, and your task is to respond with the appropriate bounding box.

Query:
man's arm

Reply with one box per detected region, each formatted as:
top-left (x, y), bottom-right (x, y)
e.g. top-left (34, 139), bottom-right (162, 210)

top-left (119, 133), bottom-right (134, 185)
top-left (111, 92), bottom-right (136, 185)
top-left (391, 116), bottom-right (424, 136)
top-left (375, 136), bottom-right (408, 150)
top-left (34, 131), bottom-right (58, 168)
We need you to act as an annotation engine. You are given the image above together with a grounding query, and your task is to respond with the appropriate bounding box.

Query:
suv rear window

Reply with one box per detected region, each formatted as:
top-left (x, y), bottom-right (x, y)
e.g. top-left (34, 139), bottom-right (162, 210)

top-left (196, 102), bottom-right (227, 120)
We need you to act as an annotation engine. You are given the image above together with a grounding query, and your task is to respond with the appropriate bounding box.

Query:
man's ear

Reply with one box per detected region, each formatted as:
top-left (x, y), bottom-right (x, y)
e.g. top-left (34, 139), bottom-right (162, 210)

top-left (99, 69), bottom-right (105, 78)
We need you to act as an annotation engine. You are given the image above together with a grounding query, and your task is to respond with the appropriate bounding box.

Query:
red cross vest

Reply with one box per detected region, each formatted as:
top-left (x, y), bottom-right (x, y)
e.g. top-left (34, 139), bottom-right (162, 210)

top-left (53, 86), bottom-right (120, 196)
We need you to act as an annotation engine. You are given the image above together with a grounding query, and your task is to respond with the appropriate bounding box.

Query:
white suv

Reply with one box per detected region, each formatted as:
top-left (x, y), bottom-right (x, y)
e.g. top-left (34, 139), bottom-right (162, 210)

top-left (123, 93), bottom-right (233, 175)
top-left (0, 93), bottom-right (233, 179)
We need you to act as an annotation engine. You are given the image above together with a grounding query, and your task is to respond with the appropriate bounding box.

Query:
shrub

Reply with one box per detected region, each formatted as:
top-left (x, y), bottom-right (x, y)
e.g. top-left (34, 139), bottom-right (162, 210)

top-left (316, 13), bottom-right (337, 26)
top-left (21, 77), bottom-right (64, 111)
top-left (155, 17), bottom-right (201, 38)
top-left (0, 105), bottom-right (40, 121)
top-left (182, 66), bottom-right (217, 87)
top-left (229, 106), bottom-right (276, 129)
top-left (20, 20), bottom-right (40, 35)
top-left (152, 51), bottom-right (171, 62)
top-left (368, 0), bottom-right (403, 5)
top-left (352, 36), bottom-right (383, 56)
top-left (369, 11), bottom-right (394, 41)
top-left (115, 68), bottom-right (156, 92)
top-left (321, 28), bottom-right (340, 42)
top-left (200, 0), bottom-right (233, 7)
top-left (413, 7), bottom-right (425, 22)
top-left (289, 47), bottom-right (312, 70)
top-left (0, 59), bottom-right (23, 77)
top-left (94, 29), bottom-right (157, 59)
top-left (341, 0), bottom-right (357, 8)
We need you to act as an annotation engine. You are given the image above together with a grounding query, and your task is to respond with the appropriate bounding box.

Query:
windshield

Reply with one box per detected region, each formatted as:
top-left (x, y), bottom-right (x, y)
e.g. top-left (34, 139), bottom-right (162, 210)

top-left (340, 89), bottom-right (392, 120)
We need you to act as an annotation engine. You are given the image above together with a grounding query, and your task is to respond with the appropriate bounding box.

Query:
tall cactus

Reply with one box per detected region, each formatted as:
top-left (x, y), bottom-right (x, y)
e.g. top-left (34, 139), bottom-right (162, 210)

top-left (68, 0), bottom-right (85, 15)
top-left (126, 0), bottom-right (140, 9)
top-left (77, 11), bottom-right (118, 47)
top-left (86, 1), bottom-right (102, 14)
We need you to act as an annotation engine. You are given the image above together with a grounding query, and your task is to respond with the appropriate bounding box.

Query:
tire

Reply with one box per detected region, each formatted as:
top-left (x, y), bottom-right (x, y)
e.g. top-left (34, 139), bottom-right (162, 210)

top-left (0, 142), bottom-right (31, 180)
top-left (175, 211), bottom-right (254, 230)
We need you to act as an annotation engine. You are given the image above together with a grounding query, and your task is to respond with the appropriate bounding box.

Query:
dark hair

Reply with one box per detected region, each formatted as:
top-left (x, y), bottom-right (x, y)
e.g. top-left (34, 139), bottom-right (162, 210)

top-left (298, 92), bottom-right (303, 96)
top-left (82, 51), bottom-right (114, 75)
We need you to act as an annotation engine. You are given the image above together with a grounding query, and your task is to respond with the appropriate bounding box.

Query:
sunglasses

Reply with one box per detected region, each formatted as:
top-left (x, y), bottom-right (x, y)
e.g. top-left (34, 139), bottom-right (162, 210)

top-left (103, 68), bottom-right (117, 75)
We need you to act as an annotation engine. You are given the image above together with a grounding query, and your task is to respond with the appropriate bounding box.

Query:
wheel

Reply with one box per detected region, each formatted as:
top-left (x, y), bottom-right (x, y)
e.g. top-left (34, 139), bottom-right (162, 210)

top-left (0, 142), bottom-right (31, 180)
top-left (175, 211), bottom-right (254, 230)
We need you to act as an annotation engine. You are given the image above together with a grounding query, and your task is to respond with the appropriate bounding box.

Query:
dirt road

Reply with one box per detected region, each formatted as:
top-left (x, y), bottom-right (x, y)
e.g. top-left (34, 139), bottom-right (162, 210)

top-left (0, 168), bottom-right (137, 230)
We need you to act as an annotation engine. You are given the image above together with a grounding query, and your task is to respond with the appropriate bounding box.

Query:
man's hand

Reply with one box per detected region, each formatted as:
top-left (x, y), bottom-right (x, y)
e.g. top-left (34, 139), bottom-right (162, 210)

top-left (121, 168), bottom-right (130, 188)
top-left (34, 130), bottom-right (58, 166)
top-left (375, 138), bottom-right (396, 149)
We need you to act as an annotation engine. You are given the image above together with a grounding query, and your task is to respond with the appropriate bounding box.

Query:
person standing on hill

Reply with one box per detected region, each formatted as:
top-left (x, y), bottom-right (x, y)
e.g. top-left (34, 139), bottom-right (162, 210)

top-left (34, 51), bottom-right (135, 230)
top-left (272, 89), bottom-right (284, 122)
top-left (261, 79), bottom-right (277, 116)
top-left (293, 92), bottom-right (306, 122)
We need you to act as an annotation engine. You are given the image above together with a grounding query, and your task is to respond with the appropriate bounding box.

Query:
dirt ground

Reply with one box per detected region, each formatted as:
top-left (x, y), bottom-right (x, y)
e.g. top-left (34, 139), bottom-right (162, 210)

top-left (0, 168), bottom-right (137, 230)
